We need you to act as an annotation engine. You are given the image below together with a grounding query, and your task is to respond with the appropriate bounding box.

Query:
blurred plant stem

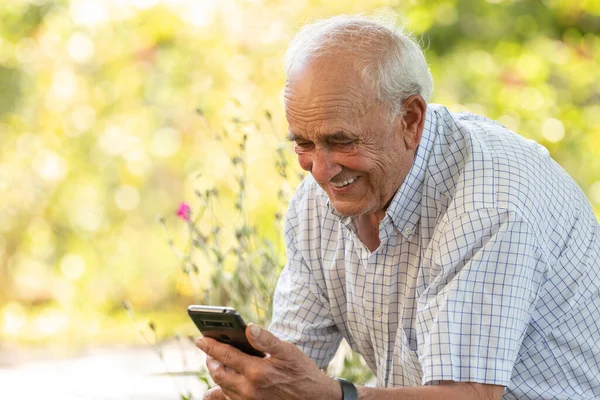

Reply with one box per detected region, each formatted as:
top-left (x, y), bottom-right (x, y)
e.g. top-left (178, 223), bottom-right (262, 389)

top-left (122, 300), bottom-right (207, 398)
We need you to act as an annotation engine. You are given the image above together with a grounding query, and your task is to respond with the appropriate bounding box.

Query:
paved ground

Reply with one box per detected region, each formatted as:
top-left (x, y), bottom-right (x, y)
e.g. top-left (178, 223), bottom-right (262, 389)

top-left (0, 340), bottom-right (208, 399)
top-left (0, 339), bottom-right (364, 399)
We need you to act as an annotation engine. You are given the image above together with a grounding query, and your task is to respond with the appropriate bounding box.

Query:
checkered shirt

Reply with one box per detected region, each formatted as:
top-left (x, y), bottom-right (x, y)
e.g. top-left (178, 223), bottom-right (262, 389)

top-left (269, 104), bottom-right (600, 399)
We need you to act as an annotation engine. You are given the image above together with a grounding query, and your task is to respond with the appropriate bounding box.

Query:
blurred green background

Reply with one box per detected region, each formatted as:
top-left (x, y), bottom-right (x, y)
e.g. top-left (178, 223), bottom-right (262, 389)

top-left (0, 0), bottom-right (599, 352)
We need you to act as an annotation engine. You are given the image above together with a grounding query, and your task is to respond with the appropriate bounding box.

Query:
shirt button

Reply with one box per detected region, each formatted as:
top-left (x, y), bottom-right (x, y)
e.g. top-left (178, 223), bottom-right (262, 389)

top-left (403, 227), bottom-right (413, 235)
top-left (374, 307), bottom-right (382, 318)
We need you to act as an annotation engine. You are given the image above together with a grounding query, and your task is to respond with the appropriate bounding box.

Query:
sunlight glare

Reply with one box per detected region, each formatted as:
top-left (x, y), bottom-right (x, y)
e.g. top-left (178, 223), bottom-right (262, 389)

top-left (33, 150), bottom-right (69, 183)
top-left (70, 0), bottom-right (108, 27)
top-left (34, 310), bottom-right (69, 337)
top-left (150, 127), bottom-right (181, 157)
top-left (60, 253), bottom-right (86, 281)
top-left (2, 302), bottom-right (27, 337)
top-left (589, 181), bottom-right (600, 205)
top-left (70, 104), bottom-right (97, 135)
top-left (542, 118), bottom-right (565, 142)
top-left (114, 185), bottom-right (140, 211)
top-left (67, 32), bottom-right (95, 63)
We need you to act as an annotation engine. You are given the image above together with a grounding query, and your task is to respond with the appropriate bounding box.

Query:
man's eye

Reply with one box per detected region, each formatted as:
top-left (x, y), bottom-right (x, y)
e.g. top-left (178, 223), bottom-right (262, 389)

top-left (332, 140), bottom-right (355, 147)
top-left (295, 141), bottom-right (313, 149)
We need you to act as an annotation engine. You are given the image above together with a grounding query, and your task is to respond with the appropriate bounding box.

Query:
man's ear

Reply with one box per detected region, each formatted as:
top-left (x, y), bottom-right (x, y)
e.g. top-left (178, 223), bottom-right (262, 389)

top-left (400, 95), bottom-right (427, 150)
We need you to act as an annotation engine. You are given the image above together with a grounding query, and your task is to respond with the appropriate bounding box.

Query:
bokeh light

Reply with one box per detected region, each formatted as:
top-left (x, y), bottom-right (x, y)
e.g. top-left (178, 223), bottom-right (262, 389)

top-left (0, 0), bottom-right (598, 352)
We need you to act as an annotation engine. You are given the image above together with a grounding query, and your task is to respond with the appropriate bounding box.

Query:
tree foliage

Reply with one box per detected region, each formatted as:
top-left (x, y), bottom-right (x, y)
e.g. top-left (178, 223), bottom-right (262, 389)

top-left (0, 0), bottom-right (598, 346)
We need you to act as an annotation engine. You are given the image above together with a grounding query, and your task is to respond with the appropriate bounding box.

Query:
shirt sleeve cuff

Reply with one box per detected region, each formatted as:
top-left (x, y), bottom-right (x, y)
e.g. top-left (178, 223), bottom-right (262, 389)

top-left (421, 356), bottom-right (514, 387)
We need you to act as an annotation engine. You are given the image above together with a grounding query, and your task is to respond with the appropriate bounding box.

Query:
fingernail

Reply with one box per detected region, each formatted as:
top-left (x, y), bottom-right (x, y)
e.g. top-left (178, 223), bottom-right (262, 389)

top-left (249, 323), bottom-right (261, 338)
top-left (196, 338), bottom-right (206, 350)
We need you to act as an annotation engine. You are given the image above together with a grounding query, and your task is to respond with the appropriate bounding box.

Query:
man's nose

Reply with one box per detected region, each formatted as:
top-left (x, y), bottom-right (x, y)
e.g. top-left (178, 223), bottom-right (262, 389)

top-left (309, 148), bottom-right (342, 184)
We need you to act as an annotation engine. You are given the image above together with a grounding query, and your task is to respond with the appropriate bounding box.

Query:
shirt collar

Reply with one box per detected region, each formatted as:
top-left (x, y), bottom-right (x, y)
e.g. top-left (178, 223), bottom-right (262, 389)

top-left (387, 105), bottom-right (436, 239)
top-left (327, 106), bottom-right (437, 239)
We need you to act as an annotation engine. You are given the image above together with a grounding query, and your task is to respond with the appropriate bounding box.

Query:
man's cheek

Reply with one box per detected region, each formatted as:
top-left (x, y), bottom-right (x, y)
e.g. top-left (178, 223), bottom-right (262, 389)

top-left (297, 154), bottom-right (312, 172)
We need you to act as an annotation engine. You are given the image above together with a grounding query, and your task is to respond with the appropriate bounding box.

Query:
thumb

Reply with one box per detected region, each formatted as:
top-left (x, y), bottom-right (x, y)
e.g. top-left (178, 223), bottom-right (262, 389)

top-left (246, 323), bottom-right (294, 360)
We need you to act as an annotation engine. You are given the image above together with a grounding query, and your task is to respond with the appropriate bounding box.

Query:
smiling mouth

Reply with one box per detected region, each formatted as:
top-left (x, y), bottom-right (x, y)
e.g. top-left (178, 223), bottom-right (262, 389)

top-left (330, 176), bottom-right (358, 188)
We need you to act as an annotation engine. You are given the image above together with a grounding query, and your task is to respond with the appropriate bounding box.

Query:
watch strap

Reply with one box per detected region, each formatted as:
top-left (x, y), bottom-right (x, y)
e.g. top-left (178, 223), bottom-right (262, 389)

top-left (335, 377), bottom-right (358, 400)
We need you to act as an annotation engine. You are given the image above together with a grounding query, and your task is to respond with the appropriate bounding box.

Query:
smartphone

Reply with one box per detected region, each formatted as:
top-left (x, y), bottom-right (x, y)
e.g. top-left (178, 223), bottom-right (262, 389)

top-left (187, 305), bottom-right (265, 358)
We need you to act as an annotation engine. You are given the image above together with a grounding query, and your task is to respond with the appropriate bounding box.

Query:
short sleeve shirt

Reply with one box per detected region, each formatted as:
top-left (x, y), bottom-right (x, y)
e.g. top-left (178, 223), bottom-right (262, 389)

top-left (269, 104), bottom-right (600, 399)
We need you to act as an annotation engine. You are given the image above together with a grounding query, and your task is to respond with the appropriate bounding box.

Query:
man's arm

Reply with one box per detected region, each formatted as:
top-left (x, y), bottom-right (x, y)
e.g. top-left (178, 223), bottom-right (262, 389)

top-left (357, 381), bottom-right (504, 400)
top-left (268, 189), bottom-right (342, 368)
top-left (196, 324), bottom-right (504, 400)
top-left (416, 208), bottom-right (543, 387)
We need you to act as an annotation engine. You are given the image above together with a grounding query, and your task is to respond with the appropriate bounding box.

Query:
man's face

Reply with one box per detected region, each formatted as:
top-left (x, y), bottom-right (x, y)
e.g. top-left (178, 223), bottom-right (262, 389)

top-left (284, 56), bottom-right (417, 217)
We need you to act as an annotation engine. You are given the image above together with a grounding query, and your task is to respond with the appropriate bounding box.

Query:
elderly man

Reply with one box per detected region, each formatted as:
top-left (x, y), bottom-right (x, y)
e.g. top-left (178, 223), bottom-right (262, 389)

top-left (195, 15), bottom-right (600, 400)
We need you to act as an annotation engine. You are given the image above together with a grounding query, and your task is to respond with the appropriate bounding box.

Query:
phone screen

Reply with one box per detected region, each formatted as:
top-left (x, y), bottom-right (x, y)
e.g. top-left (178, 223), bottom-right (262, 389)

top-left (188, 305), bottom-right (265, 357)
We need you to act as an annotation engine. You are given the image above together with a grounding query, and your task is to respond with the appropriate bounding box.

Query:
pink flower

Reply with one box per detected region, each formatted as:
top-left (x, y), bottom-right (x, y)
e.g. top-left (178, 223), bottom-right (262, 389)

top-left (177, 202), bottom-right (191, 221)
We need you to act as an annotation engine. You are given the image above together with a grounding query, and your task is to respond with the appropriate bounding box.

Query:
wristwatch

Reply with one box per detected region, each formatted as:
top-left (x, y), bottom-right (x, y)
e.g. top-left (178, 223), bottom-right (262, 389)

top-left (335, 377), bottom-right (358, 400)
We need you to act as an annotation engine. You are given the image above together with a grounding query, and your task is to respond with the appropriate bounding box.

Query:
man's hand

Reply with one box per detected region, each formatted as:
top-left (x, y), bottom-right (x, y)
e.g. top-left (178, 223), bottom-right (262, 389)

top-left (195, 323), bottom-right (342, 400)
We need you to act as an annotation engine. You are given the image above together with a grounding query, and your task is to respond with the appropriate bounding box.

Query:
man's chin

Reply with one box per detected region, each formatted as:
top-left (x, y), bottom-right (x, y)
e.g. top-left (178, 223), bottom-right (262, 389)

top-left (329, 201), bottom-right (368, 218)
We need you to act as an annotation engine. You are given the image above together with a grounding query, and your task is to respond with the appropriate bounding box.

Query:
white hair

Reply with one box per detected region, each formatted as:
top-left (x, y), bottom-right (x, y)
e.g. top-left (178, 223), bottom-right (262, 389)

top-left (284, 15), bottom-right (433, 114)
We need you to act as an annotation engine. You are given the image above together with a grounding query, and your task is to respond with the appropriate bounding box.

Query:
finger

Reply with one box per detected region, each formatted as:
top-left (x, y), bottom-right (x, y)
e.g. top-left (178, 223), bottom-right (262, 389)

top-left (206, 353), bottom-right (247, 392)
top-left (196, 337), bottom-right (253, 373)
top-left (206, 355), bottom-right (239, 376)
top-left (206, 356), bottom-right (240, 376)
top-left (204, 384), bottom-right (237, 400)
top-left (206, 356), bottom-right (238, 374)
top-left (246, 323), bottom-right (296, 360)
top-left (203, 386), bottom-right (228, 400)
top-left (206, 355), bottom-right (224, 372)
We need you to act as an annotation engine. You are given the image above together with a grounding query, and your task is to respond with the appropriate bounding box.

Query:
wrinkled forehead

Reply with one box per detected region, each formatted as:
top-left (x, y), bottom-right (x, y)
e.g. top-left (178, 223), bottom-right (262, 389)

top-left (284, 55), bottom-right (373, 112)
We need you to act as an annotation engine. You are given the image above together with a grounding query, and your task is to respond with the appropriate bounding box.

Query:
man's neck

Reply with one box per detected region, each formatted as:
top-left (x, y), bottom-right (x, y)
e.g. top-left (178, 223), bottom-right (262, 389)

top-left (357, 212), bottom-right (386, 252)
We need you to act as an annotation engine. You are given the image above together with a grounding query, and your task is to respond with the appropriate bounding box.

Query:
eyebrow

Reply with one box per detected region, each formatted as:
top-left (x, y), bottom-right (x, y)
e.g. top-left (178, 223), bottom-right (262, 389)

top-left (286, 132), bottom-right (299, 142)
top-left (286, 131), bottom-right (355, 142)
top-left (326, 131), bottom-right (355, 141)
